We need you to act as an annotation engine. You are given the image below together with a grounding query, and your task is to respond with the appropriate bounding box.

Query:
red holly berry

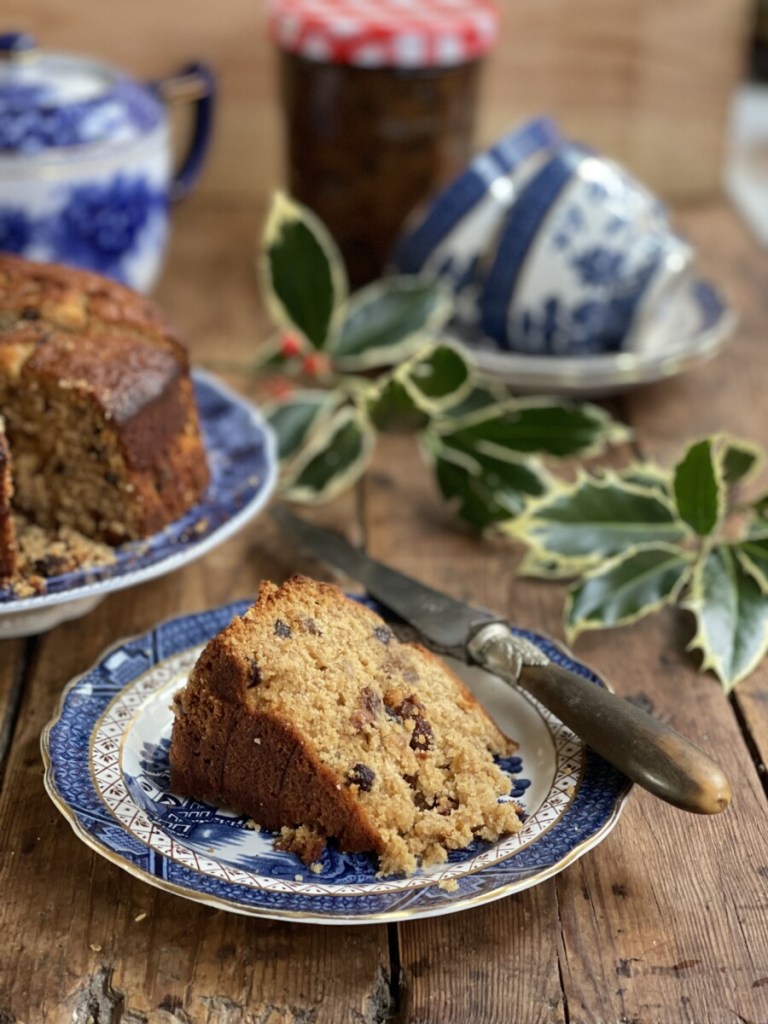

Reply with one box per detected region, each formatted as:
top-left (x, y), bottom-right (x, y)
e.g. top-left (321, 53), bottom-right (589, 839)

top-left (280, 332), bottom-right (302, 358)
top-left (266, 376), bottom-right (295, 400)
top-left (302, 352), bottom-right (330, 377)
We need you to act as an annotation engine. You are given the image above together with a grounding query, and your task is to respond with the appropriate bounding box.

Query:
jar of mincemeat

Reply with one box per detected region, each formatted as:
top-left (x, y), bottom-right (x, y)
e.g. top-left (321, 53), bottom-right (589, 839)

top-left (267, 0), bottom-right (500, 289)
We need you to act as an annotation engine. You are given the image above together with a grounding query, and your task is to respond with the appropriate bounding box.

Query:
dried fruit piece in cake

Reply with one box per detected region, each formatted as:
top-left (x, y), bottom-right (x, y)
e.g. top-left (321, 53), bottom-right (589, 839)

top-left (169, 575), bottom-right (522, 876)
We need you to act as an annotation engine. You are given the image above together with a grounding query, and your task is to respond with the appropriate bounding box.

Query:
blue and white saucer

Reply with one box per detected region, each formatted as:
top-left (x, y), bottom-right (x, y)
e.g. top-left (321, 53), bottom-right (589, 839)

top-left (463, 277), bottom-right (736, 397)
top-left (42, 599), bottom-right (631, 924)
top-left (0, 371), bottom-right (277, 637)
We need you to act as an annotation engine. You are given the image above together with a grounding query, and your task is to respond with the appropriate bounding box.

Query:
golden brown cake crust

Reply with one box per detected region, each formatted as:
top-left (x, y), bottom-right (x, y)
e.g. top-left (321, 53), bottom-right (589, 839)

top-left (0, 255), bottom-right (209, 542)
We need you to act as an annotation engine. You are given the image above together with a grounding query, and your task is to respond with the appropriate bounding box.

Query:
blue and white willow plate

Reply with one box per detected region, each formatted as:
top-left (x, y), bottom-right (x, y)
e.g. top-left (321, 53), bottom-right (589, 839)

top-left (42, 599), bottom-right (631, 925)
top-left (0, 370), bottom-right (277, 637)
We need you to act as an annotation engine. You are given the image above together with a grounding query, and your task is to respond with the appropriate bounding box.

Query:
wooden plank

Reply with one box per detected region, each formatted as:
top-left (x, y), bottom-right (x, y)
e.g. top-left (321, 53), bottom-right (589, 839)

top-left (557, 616), bottom-right (768, 1023)
top-left (398, 892), bottom-right (565, 1024)
top-left (0, 505), bottom-right (391, 1022)
top-left (0, 639), bottom-right (27, 780)
top-left (480, 0), bottom-right (751, 200)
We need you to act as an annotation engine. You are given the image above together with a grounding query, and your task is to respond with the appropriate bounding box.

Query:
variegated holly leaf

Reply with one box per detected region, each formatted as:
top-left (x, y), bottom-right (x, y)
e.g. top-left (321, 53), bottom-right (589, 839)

top-left (720, 435), bottom-right (763, 488)
top-left (565, 543), bottom-right (694, 640)
top-left (264, 390), bottom-right (341, 464)
top-left (281, 404), bottom-right (375, 504)
top-left (683, 545), bottom-right (768, 691)
top-left (261, 192), bottom-right (347, 350)
top-left (436, 399), bottom-right (629, 459)
top-left (505, 474), bottom-right (689, 569)
top-left (442, 384), bottom-right (508, 420)
top-left (618, 461), bottom-right (672, 497)
top-left (368, 377), bottom-right (431, 434)
top-left (404, 342), bottom-right (472, 411)
top-left (751, 493), bottom-right (768, 522)
top-left (367, 342), bottom-right (472, 433)
top-left (430, 441), bottom-right (549, 532)
top-left (517, 550), bottom-right (580, 581)
top-left (734, 532), bottom-right (768, 593)
top-left (672, 438), bottom-right (724, 536)
top-left (332, 277), bottom-right (452, 371)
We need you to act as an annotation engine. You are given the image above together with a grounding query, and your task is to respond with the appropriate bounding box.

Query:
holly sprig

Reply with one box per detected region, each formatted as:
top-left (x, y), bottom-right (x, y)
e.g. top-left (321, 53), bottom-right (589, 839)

top-left (258, 193), bottom-right (767, 690)
top-left (508, 434), bottom-right (768, 690)
top-left (259, 192), bottom-right (626, 517)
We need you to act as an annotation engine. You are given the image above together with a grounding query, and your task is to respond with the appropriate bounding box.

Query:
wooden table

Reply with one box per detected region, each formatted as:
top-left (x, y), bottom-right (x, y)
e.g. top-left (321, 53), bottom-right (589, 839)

top-left (1, 200), bottom-right (767, 1024)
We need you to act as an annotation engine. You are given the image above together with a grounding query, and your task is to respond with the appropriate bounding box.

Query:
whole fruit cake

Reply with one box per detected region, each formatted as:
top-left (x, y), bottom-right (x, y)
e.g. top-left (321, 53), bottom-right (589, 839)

top-left (169, 575), bottom-right (522, 876)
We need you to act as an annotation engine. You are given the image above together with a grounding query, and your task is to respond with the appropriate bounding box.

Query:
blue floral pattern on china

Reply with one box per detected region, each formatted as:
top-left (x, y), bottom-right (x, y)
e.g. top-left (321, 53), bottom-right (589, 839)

top-left (464, 276), bottom-right (736, 397)
top-left (392, 117), bottom-right (562, 283)
top-left (0, 175), bottom-right (167, 283)
top-left (0, 32), bottom-right (164, 152)
top-left (479, 149), bottom-right (692, 356)
top-left (42, 599), bottom-right (631, 924)
top-left (0, 206), bottom-right (34, 253)
top-left (0, 371), bottom-right (277, 608)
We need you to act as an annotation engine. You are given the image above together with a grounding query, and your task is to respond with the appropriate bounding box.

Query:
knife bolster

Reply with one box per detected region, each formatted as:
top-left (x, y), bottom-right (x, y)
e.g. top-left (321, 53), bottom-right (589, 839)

top-left (467, 622), bottom-right (550, 682)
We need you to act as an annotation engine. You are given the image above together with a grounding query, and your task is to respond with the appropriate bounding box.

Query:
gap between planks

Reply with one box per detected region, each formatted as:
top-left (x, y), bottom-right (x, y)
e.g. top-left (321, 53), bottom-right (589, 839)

top-left (0, 636), bottom-right (38, 791)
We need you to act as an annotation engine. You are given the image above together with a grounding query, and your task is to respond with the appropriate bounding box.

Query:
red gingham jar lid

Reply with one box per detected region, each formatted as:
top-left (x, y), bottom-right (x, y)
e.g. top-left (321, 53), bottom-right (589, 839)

top-left (267, 0), bottom-right (500, 68)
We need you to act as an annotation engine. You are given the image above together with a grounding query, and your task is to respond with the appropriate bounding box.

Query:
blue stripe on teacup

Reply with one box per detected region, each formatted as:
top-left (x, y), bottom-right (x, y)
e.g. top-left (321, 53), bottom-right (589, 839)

top-left (693, 279), bottom-right (724, 331)
top-left (391, 117), bottom-right (562, 275)
top-left (479, 147), bottom-right (584, 350)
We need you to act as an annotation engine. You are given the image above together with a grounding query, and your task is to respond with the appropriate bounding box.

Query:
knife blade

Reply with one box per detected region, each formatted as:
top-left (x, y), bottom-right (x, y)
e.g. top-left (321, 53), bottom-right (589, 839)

top-left (272, 506), bottom-right (732, 815)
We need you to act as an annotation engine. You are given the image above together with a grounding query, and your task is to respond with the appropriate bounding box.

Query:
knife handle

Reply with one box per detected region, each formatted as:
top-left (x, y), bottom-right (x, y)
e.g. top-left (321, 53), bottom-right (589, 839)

top-left (468, 623), bottom-right (732, 815)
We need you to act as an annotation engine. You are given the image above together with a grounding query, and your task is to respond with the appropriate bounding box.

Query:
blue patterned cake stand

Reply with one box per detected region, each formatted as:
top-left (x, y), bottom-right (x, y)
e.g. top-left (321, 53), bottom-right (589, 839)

top-left (0, 370), bottom-right (277, 637)
top-left (42, 599), bottom-right (632, 925)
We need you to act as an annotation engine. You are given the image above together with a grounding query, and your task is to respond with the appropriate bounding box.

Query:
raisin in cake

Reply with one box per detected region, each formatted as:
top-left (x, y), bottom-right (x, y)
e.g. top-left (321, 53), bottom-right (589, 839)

top-left (0, 255), bottom-right (209, 576)
top-left (169, 575), bottom-right (521, 876)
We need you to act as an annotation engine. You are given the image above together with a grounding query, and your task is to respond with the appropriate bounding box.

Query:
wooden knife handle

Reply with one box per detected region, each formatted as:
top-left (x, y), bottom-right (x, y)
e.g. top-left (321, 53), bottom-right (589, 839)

top-left (469, 623), bottom-right (732, 814)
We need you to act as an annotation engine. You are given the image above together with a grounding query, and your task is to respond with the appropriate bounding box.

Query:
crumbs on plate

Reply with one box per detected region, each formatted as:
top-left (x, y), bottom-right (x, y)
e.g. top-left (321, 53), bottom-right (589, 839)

top-left (1, 514), bottom-right (115, 597)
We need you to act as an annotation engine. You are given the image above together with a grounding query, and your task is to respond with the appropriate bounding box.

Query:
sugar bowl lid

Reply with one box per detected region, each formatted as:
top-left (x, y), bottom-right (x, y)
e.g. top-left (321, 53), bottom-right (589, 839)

top-left (0, 32), bottom-right (164, 154)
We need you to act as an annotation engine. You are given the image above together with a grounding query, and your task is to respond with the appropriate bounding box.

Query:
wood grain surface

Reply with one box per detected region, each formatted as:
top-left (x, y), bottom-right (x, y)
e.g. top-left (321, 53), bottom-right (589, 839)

top-left (1, 199), bottom-right (768, 1024)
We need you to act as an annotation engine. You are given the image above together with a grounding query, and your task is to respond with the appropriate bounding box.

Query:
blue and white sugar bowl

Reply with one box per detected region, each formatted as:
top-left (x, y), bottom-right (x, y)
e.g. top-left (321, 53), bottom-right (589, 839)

top-left (0, 32), bottom-right (215, 292)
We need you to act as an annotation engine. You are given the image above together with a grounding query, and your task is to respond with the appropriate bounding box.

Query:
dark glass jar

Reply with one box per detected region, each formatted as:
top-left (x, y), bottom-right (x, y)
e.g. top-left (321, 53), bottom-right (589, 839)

top-left (269, 0), bottom-right (499, 289)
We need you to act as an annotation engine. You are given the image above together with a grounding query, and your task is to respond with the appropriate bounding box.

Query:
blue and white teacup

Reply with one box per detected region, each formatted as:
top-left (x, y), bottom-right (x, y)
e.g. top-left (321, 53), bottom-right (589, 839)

top-left (478, 145), bottom-right (695, 355)
top-left (391, 117), bottom-right (563, 296)
top-left (0, 32), bottom-right (215, 292)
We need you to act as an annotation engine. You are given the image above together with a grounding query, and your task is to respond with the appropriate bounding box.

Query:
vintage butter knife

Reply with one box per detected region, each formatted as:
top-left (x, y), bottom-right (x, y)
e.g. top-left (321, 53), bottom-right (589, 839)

top-left (273, 506), bottom-right (732, 815)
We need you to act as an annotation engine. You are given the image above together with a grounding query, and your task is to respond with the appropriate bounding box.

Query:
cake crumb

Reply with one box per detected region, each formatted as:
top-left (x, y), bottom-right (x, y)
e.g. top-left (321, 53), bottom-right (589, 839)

top-left (253, 737), bottom-right (262, 745)
top-left (244, 819), bottom-right (261, 831)
top-left (294, 873), bottom-right (304, 882)
top-left (134, 912), bottom-right (147, 922)
top-left (276, 824), bottom-right (327, 865)
top-left (437, 878), bottom-right (459, 893)
top-left (89, 943), bottom-right (103, 952)
top-left (310, 862), bottom-right (323, 875)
